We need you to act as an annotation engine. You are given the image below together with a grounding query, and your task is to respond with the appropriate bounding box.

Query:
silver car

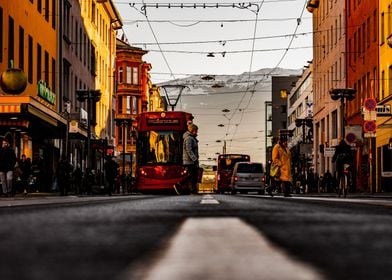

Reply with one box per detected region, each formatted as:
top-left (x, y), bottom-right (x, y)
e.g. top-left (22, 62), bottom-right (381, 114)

top-left (231, 162), bottom-right (265, 194)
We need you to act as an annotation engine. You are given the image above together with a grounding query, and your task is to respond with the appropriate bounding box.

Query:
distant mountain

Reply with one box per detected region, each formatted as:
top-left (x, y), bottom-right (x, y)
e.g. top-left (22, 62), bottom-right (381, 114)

top-left (158, 68), bottom-right (302, 164)
top-left (159, 67), bottom-right (301, 96)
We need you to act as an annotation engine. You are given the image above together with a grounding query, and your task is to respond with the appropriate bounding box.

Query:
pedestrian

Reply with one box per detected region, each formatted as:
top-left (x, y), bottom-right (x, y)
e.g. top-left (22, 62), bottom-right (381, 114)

top-left (56, 155), bottom-right (72, 196)
top-left (104, 156), bottom-right (118, 196)
top-left (19, 154), bottom-right (32, 194)
top-left (323, 170), bottom-right (333, 192)
top-left (182, 121), bottom-right (199, 194)
top-left (72, 164), bottom-right (83, 195)
top-left (0, 133), bottom-right (17, 197)
top-left (332, 139), bottom-right (353, 196)
top-left (271, 134), bottom-right (292, 197)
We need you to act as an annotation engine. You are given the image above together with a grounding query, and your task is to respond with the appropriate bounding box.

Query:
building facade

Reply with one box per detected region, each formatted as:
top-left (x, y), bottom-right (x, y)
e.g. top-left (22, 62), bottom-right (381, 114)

top-left (0, 0), bottom-right (65, 191)
top-left (308, 0), bottom-right (347, 182)
top-left (378, 0), bottom-right (392, 191)
top-left (287, 63), bottom-right (313, 187)
top-left (115, 38), bottom-right (151, 177)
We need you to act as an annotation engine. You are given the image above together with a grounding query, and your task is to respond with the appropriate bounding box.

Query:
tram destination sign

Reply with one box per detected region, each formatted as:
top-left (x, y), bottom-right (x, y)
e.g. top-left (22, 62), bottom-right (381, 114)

top-left (147, 118), bottom-right (180, 126)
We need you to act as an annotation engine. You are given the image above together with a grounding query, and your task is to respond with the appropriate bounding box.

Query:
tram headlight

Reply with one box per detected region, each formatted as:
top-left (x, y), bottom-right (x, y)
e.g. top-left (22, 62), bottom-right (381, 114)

top-left (140, 169), bottom-right (147, 176)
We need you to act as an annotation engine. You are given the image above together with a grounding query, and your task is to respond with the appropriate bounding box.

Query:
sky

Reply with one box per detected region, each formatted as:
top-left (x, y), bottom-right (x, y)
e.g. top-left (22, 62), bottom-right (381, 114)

top-left (114, 0), bottom-right (313, 84)
top-left (113, 0), bottom-right (313, 164)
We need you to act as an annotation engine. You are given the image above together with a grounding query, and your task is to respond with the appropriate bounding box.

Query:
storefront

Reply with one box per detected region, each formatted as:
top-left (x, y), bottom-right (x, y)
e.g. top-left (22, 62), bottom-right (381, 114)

top-left (0, 96), bottom-right (67, 192)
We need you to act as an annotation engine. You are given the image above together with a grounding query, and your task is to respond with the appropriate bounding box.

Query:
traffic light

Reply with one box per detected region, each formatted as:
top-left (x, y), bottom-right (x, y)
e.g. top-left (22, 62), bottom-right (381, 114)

top-left (329, 88), bottom-right (356, 101)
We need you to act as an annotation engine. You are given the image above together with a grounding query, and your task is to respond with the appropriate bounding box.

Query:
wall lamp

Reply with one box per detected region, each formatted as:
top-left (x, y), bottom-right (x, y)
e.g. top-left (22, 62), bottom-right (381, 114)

top-left (306, 0), bottom-right (319, 13)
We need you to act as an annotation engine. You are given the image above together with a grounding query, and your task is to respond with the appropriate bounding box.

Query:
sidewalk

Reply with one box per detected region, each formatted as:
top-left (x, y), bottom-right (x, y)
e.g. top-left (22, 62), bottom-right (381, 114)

top-left (0, 192), bottom-right (133, 208)
top-left (1, 191), bottom-right (392, 208)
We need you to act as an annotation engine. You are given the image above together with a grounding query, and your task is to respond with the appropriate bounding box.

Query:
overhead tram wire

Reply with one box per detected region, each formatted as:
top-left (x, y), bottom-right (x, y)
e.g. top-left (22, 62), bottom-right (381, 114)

top-left (226, 0), bottom-right (308, 148)
top-left (223, 1), bottom-right (264, 150)
top-left (140, 0), bottom-right (176, 81)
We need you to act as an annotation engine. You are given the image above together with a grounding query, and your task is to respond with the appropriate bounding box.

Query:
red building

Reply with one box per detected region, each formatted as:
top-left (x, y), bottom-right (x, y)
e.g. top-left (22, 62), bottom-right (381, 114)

top-left (115, 38), bottom-right (151, 177)
top-left (346, 0), bottom-right (379, 191)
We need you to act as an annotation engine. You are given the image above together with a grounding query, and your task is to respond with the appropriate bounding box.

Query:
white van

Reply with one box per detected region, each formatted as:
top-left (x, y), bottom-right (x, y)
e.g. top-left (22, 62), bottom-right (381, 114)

top-left (231, 162), bottom-right (265, 194)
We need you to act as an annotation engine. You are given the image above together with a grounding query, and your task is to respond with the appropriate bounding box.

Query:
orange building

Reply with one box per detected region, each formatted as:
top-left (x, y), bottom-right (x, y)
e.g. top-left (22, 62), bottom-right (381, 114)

top-left (0, 0), bottom-right (65, 191)
top-left (346, 0), bottom-right (379, 191)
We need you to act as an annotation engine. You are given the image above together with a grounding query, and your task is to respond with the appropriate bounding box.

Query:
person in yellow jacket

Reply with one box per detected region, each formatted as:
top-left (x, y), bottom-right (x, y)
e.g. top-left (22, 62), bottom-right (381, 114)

top-left (272, 135), bottom-right (292, 197)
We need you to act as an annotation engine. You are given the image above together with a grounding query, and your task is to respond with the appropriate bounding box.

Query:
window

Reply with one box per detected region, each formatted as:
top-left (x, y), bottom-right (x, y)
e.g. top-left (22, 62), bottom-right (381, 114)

top-left (52, 0), bottom-right (56, 28)
top-left (381, 144), bottom-right (392, 176)
top-left (28, 35), bottom-right (33, 83)
top-left (389, 66), bottom-right (392, 97)
top-left (63, 1), bottom-right (71, 41)
top-left (126, 66), bottom-right (131, 83)
top-left (8, 16), bottom-right (14, 67)
top-left (118, 67), bottom-right (123, 83)
top-left (125, 96), bottom-right (138, 114)
top-left (37, 43), bottom-right (42, 82)
top-left (45, 0), bottom-right (49, 21)
top-left (37, 0), bottom-right (42, 13)
top-left (133, 67), bottom-right (138, 84)
top-left (331, 110), bottom-right (338, 139)
top-left (118, 95), bottom-right (123, 114)
top-left (19, 26), bottom-right (24, 70)
top-left (0, 7), bottom-right (3, 63)
top-left (44, 50), bottom-right (49, 84)
top-left (381, 13), bottom-right (385, 44)
top-left (381, 70), bottom-right (385, 100)
top-left (51, 58), bottom-right (55, 91)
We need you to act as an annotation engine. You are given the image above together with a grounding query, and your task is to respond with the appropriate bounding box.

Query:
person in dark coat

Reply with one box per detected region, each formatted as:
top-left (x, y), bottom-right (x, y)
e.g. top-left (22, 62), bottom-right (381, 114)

top-left (332, 139), bottom-right (353, 192)
top-left (104, 156), bottom-right (118, 195)
top-left (0, 134), bottom-right (17, 196)
top-left (19, 154), bottom-right (32, 194)
top-left (182, 122), bottom-right (199, 194)
top-left (56, 155), bottom-right (73, 196)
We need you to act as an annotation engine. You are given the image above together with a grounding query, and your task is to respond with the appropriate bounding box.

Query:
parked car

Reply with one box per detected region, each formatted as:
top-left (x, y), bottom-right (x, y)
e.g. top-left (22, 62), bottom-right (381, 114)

top-left (231, 162), bottom-right (265, 194)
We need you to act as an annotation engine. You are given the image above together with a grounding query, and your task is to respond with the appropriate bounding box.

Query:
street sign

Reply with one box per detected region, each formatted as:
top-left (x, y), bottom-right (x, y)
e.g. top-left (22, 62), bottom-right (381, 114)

top-left (363, 121), bottom-right (376, 133)
top-left (364, 98), bottom-right (377, 111)
top-left (364, 132), bottom-right (376, 138)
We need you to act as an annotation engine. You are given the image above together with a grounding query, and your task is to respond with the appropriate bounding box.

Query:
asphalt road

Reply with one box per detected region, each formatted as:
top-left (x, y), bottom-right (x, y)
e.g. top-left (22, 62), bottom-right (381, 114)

top-left (0, 194), bottom-right (392, 280)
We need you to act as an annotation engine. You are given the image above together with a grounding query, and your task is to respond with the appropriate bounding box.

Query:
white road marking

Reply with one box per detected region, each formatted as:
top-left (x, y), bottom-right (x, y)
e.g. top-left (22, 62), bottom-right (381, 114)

top-left (200, 194), bottom-right (219, 204)
top-left (290, 196), bottom-right (392, 207)
top-left (137, 218), bottom-right (325, 280)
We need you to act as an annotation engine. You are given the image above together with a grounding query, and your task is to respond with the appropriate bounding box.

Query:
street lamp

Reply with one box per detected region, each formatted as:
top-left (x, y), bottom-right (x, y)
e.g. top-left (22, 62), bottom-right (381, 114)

top-left (76, 89), bottom-right (101, 171)
top-left (329, 88), bottom-right (356, 138)
top-left (115, 118), bottom-right (133, 193)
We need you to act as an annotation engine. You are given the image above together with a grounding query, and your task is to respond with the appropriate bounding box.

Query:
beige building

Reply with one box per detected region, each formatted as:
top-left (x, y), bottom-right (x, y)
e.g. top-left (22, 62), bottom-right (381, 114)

top-left (307, 0), bottom-right (347, 177)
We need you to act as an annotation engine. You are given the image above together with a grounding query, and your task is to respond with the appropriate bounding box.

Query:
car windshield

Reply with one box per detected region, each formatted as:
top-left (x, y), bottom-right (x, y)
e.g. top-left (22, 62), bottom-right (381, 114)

top-left (237, 164), bottom-right (263, 173)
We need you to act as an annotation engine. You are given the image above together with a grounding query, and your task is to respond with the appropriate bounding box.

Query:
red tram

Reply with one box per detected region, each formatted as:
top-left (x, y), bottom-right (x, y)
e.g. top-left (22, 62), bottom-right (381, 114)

top-left (135, 111), bottom-right (194, 193)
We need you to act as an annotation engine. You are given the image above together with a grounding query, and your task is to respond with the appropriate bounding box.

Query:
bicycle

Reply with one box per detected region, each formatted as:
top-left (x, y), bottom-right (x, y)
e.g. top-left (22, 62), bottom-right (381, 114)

top-left (338, 163), bottom-right (351, 198)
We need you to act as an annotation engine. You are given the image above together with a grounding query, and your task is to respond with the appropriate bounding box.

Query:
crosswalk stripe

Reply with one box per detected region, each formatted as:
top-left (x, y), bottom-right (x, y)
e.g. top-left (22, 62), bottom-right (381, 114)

top-left (135, 218), bottom-right (325, 280)
top-left (200, 194), bottom-right (220, 204)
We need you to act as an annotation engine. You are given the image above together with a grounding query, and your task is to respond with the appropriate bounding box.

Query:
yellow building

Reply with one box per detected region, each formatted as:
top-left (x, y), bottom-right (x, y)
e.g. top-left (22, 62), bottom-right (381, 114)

top-left (78, 0), bottom-right (122, 143)
top-left (378, 1), bottom-right (392, 190)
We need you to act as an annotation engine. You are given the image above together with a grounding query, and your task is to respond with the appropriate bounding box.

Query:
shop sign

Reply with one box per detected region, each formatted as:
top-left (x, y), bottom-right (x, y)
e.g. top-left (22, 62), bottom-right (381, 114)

top-left (69, 120), bottom-right (79, 133)
top-left (324, 147), bottom-right (335, 157)
top-left (37, 80), bottom-right (56, 104)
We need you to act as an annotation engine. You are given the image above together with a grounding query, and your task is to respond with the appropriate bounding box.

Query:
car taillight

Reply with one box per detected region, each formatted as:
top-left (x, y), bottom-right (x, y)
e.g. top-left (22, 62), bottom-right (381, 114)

top-left (234, 176), bottom-right (238, 181)
top-left (261, 176), bottom-right (265, 182)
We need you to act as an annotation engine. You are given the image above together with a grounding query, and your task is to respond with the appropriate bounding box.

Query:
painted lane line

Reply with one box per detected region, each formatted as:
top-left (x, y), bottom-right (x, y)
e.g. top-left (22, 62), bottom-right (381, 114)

top-left (200, 194), bottom-right (219, 204)
top-left (138, 218), bottom-right (325, 280)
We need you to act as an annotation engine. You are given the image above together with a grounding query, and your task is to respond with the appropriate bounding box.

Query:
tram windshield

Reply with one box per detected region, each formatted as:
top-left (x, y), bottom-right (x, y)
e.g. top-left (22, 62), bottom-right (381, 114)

top-left (138, 131), bottom-right (182, 165)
